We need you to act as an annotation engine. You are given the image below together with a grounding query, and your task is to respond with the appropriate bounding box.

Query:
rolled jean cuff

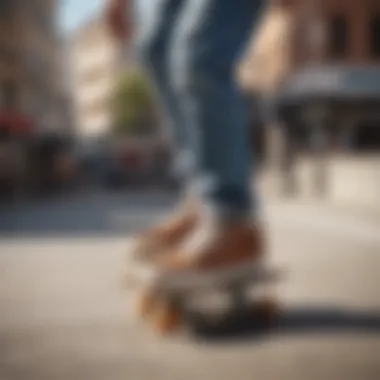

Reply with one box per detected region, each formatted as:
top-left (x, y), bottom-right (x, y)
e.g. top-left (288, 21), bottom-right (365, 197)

top-left (204, 202), bottom-right (253, 224)
top-left (187, 178), bottom-right (258, 223)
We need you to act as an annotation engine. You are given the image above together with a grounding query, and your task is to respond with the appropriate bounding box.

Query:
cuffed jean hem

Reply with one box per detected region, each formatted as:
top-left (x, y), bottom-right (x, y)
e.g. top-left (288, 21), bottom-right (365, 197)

top-left (185, 178), bottom-right (258, 224)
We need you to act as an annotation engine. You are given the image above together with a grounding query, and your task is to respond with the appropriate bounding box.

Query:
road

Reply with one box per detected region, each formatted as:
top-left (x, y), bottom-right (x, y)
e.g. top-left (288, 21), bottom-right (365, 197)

top-left (1, 191), bottom-right (380, 380)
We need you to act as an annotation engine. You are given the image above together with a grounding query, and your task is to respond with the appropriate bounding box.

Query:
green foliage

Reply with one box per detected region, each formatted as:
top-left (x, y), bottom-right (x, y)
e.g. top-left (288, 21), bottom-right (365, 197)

top-left (111, 70), bottom-right (156, 135)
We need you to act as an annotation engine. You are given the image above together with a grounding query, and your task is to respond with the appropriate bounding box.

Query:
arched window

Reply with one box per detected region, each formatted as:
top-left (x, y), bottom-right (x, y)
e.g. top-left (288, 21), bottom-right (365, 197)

top-left (327, 13), bottom-right (349, 59)
top-left (369, 12), bottom-right (380, 57)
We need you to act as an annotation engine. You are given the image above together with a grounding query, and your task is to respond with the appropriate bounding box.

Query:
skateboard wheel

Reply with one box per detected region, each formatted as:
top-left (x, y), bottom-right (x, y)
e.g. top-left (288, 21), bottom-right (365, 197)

top-left (151, 299), bottom-right (181, 335)
top-left (135, 290), bottom-right (157, 320)
top-left (255, 298), bottom-right (280, 326)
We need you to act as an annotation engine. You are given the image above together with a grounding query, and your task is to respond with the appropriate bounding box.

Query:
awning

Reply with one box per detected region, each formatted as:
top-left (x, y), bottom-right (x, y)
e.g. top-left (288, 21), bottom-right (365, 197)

top-left (277, 65), bottom-right (380, 105)
top-left (0, 111), bottom-right (33, 134)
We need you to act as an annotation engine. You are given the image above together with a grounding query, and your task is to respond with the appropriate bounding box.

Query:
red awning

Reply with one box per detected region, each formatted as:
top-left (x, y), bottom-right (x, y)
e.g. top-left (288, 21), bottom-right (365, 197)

top-left (0, 111), bottom-right (33, 134)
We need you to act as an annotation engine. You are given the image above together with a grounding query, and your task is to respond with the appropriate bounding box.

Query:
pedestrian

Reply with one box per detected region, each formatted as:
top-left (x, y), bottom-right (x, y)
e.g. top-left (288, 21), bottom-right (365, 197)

top-left (106, 0), bottom-right (265, 282)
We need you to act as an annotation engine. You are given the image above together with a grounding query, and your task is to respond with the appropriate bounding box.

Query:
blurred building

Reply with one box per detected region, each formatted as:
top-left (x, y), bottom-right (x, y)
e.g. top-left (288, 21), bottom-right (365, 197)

top-left (0, 0), bottom-right (70, 136)
top-left (242, 0), bottom-right (380, 88)
top-left (70, 14), bottom-right (135, 142)
top-left (242, 0), bottom-right (380, 152)
top-left (241, 0), bottom-right (380, 205)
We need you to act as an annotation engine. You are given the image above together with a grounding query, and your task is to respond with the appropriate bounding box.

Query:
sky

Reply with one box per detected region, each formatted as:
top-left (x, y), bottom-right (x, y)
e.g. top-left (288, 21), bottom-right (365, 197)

top-left (60, 0), bottom-right (103, 32)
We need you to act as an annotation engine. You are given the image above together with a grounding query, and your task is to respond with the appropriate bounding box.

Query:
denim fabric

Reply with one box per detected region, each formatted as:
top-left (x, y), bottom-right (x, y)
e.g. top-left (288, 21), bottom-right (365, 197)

top-left (134, 0), bottom-right (263, 221)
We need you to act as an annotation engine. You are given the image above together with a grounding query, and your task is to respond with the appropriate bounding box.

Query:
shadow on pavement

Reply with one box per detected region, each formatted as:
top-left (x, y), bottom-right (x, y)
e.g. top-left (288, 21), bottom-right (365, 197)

top-left (189, 306), bottom-right (380, 342)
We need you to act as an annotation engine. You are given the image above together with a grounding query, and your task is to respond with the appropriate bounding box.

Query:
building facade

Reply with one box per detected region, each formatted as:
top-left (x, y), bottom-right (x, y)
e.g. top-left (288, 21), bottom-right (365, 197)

top-left (70, 14), bottom-right (135, 142)
top-left (0, 0), bottom-right (69, 135)
top-left (289, 0), bottom-right (380, 67)
top-left (242, 0), bottom-right (380, 91)
top-left (242, 0), bottom-right (380, 151)
top-left (240, 0), bottom-right (380, 204)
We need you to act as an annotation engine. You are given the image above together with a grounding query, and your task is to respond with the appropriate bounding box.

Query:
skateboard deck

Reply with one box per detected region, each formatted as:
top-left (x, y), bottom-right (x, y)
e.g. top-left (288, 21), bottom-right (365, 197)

top-left (123, 260), bottom-right (282, 335)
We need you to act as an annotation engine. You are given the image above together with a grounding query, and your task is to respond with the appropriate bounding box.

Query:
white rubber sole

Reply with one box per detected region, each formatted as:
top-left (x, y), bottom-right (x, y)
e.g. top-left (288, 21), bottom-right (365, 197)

top-left (124, 260), bottom-right (279, 295)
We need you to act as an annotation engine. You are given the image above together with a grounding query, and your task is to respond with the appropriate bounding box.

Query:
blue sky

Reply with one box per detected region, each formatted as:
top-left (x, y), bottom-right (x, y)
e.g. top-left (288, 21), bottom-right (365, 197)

top-left (60, 0), bottom-right (103, 32)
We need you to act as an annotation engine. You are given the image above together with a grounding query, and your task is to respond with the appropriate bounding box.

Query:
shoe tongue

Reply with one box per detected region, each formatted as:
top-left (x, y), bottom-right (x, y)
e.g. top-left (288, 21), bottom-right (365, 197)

top-left (201, 204), bottom-right (253, 229)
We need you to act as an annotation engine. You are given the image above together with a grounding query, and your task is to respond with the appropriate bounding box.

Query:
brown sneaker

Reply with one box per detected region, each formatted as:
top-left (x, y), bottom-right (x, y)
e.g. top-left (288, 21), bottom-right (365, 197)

top-left (152, 219), bottom-right (265, 290)
top-left (129, 198), bottom-right (199, 262)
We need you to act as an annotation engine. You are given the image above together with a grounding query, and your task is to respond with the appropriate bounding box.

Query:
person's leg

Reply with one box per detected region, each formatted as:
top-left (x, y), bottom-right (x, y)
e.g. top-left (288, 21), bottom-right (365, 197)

top-left (169, 0), bottom-right (264, 223)
top-left (153, 0), bottom-right (266, 276)
top-left (129, 0), bottom-right (199, 261)
top-left (134, 0), bottom-right (191, 175)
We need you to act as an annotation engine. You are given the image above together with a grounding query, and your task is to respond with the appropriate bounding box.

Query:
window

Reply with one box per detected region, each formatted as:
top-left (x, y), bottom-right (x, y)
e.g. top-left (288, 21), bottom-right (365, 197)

top-left (82, 67), bottom-right (107, 85)
top-left (354, 124), bottom-right (380, 152)
top-left (24, 1), bottom-right (54, 36)
top-left (86, 98), bottom-right (108, 117)
top-left (0, 44), bottom-right (17, 64)
top-left (327, 14), bottom-right (348, 59)
top-left (369, 13), bottom-right (380, 57)
top-left (0, 0), bottom-right (13, 17)
top-left (1, 81), bottom-right (17, 110)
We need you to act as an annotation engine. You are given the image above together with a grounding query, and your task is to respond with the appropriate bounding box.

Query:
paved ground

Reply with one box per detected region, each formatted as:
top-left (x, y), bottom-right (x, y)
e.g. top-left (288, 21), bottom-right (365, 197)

top-left (1, 191), bottom-right (380, 380)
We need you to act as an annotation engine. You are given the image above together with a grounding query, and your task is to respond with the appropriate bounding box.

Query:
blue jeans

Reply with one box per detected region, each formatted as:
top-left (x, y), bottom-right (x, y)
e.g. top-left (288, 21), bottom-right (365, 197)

top-left (134, 0), bottom-right (263, 221)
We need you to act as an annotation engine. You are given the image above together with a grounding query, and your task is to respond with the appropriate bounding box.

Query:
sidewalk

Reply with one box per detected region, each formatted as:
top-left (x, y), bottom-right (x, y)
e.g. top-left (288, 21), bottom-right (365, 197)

top-left (262, 193), bottom-right (380, 224)
top-left (258, 166), bottom-right (380, 224)
top-left (1, 193), bottom-right (379, 380)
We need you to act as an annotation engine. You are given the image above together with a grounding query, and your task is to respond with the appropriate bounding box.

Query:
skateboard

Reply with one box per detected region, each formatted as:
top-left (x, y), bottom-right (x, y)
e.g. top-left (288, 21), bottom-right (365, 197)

top-left (124, 261), bottom-right (282, 335)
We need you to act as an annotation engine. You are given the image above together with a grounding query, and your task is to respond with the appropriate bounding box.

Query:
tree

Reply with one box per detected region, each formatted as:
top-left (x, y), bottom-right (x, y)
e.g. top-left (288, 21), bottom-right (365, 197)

top-left (111, 70), bottom-right (157, 136)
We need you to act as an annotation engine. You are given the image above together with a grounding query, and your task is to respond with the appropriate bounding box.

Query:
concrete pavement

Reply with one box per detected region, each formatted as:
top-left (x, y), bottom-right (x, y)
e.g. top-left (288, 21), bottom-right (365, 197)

top-left (1, 192), bottom-right (380, 380)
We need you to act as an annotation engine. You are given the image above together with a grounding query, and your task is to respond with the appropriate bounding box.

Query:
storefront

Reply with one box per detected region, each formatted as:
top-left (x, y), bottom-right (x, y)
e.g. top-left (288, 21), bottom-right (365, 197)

top-left (274, 64), bottom-right (380, 198)
top-left (0, 111), bottom-right (33, 200)
top-left (0, 111), bottom-right (33, 137)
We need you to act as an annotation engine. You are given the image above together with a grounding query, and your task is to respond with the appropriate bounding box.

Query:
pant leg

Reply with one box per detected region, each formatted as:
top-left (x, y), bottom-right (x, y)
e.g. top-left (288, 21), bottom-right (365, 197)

top-left (169, 0), bottom-right (264, 221)
top-left (133, 0), bottom-right (193, 178)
